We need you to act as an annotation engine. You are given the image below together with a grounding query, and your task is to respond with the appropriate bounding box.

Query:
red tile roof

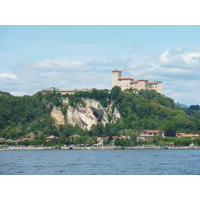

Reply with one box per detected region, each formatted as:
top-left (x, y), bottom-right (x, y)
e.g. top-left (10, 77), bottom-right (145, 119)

top-left (177, 133), bottom-right (199, 138)
top-left (138, 79), bottom-right (148, 81)
top-left (142, 130), bottom-right (163, 133)
top-left (46, 135), bottom-right (59, 139)
top-left (118, 135), bottom-right (126, 139)
top-left (0, 138), bottom-right (6, 141)
top-left (104, 136), bottom-right (109, 140)
top-left (112, 69), bottom-right (122, 72)
top-left (21, 138), bottom-right (29, 141)
top-left (118, 77), bottom-right (134, 80)
top-left (148, 82), bottom-right (158, 85)
top-left (131, 81), bottom-right (138, 84)
top-left (96, 137), bottom-right (103, 142)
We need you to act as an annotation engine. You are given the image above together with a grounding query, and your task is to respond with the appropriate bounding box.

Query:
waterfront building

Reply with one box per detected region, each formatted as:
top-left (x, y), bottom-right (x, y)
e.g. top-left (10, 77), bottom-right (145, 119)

top-left (137, 130), bottom-right (164, 141)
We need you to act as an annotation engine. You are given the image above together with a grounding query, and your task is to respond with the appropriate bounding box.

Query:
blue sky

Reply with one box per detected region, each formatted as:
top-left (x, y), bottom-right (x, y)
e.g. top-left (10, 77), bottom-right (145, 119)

top-left (0, 25), bottom-right (200, 106)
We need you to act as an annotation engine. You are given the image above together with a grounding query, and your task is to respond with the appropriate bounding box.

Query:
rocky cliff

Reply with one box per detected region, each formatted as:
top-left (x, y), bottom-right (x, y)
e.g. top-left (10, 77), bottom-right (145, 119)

top-left (51, 97), bottom-right (121, 130)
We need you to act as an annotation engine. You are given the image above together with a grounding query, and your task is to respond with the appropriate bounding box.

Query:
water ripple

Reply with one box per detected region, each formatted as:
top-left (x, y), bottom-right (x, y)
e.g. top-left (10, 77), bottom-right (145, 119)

top-left (1, 149), bottom-right (200, 175)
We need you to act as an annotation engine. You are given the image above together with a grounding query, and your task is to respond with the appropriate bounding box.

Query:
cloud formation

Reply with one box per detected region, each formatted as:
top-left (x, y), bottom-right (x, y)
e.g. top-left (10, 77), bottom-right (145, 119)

top-left (127, 47), bottom-right (200, 105)
top-left (0, 73), bottom-right (18, 80)
top-left (2, 59), bottom-right (110, 96)
top-left (128, 47), bottom-right (200, 79)
top-left (1, 46), bottom-right (200, 105)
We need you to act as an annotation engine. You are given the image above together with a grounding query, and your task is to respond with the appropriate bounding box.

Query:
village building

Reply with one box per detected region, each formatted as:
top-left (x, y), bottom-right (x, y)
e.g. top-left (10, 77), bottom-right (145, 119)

top-left (18, 138), bottom-right (29, 142)
top-left (29, 133), bottom-right (36, 139)
top-left (96, 137), bottom-right (104, 146)
top-left (46, 135), bottom-right (59, 141)
top-left (112, 69), bottom-right (162, 94)
top-left (0, 138), bottom-right (6, 142)
top-left (137, 130), bottom-right (165, 141)
top-left (176, 133), bottom-right (199, 139)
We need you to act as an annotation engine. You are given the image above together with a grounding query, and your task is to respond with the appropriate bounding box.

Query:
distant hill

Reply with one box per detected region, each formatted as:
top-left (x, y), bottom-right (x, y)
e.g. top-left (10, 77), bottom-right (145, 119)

top-left (175, 103), bottom-right (189, 108)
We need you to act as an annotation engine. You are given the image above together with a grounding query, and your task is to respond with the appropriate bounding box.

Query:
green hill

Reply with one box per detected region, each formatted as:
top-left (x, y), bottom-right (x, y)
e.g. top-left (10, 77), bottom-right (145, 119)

top-left (0, 87), bottom-right (200, 141)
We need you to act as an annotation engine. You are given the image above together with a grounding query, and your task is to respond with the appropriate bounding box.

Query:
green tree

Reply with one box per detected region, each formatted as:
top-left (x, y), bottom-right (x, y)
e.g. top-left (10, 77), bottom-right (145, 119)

top-left (151, 135), bottom-right (163, 144)
top-left (110, 86), bottom-right (121, 101)
top-left (114, 138), bottom-right (121, 146)
top-left (165, 129), bottom-right (176, 137)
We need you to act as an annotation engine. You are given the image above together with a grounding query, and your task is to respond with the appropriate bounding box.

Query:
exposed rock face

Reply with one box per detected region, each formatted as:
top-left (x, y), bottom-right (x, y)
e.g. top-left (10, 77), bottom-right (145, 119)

top-left (51, 106), bottom-right (65, 126)
top-left (67, 105), bottom-right (97, 130)
top-left (51, 98), bottom-right (121, 130)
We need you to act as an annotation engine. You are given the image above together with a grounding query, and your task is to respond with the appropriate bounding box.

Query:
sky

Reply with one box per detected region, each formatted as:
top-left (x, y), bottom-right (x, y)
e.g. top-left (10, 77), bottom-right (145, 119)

top-left (0, 25), bottom-right (200, 105)
top-left (0, 25), bottom-right (200, 106)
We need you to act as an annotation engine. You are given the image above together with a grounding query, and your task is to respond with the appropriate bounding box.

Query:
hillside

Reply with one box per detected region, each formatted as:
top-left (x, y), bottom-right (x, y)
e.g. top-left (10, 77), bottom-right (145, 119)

top-left (0, 87), bottom-right (200, 141)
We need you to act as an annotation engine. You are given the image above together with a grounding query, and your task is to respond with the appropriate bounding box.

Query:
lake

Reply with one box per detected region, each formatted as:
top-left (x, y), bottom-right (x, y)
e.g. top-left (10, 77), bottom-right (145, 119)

top-left (0, 149), bottom-right (200, 175)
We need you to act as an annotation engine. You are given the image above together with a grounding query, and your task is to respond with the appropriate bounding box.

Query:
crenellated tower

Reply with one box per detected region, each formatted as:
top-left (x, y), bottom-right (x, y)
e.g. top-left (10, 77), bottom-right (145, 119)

top-left (112, 69), bottom-right (122, 88)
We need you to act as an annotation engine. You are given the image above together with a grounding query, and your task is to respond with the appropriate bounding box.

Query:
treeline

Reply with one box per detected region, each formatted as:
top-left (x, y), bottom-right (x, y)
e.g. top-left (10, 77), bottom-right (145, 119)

top-left (0, 87), bottom-right (200, 142)
top-left (182, 106), bottom-right (200, 120)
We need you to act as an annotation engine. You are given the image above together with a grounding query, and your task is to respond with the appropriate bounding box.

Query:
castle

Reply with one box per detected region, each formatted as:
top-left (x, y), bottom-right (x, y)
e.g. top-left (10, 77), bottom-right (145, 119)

top-left (112, 69), bottom-right (162, 94)
top-left (42, 69), bottom-right (162, 95)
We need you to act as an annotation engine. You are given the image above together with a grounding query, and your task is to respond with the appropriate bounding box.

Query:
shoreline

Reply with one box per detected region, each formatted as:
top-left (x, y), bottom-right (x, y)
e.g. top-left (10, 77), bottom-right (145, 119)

top-left (1, 146), bottom-right (200, 150)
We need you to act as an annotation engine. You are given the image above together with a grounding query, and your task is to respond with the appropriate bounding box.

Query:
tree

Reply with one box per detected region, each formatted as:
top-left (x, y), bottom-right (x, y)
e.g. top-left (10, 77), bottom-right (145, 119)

top-left (194, 137), bottom-right (200, 145)
top-left (114, 138), bottom-right (121, 146)
top-left (52, 131), bottom-right (59, 137)
top-left (165, 129), bottom-right (176, 137)
top-left (63, 132), bottom-right (70, 138)
top-left (151, 135), bottom-right (163, 144)
top-left (110, 86), bottom-right (121, 101)
top-left (189, 105), bottom-right (200, 110)
top-left (105, 123), bottom-right (111, 136)
top-left (108, 135), bottom-right (113, 142)
top-left (163, 121), bottom-right (176, 132)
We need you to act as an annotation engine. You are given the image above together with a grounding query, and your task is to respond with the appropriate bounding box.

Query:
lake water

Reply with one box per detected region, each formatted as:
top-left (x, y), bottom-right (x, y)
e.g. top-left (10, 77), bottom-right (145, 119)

top-left (1, 149), bottom-right (200, 175)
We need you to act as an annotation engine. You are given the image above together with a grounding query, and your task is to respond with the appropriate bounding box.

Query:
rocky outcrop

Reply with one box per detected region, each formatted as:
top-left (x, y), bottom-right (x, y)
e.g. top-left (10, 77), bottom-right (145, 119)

top-left (51, 106), bottom-right (65, 126)
top-left (51, 98), bottom-right (121, 130)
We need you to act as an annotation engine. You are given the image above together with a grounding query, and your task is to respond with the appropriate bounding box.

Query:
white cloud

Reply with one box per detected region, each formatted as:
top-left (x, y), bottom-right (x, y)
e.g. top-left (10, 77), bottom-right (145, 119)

top-left (0, 73), bottom-right (19, 80)
top-left (163, 79), bottom-right (200, 105)
top-left (100, 56), bottom-right (132, 67)
top-left (127, 47), bottom-right (200, 105)
top-left (128, 47), bottom-right (200, 80)
top-left (168, 46), bottom-right (185, 56)
top-left (2, 59), bottom-right (111, 96)
top-left (18, 59), bottom-right (92, 71)
top-left (193, 46), bottom-right (200, 52)
top-left (10, 91), bottom-right (27, 96)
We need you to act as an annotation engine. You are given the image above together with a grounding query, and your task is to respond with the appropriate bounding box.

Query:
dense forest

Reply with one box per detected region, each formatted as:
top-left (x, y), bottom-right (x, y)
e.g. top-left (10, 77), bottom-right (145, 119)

top-left (0, 87), bottom-right (200, 146)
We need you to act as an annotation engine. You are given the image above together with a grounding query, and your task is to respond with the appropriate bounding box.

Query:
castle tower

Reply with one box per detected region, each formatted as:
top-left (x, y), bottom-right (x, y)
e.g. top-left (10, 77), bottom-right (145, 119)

top-left (112, 69), bottom-right (122, 88)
